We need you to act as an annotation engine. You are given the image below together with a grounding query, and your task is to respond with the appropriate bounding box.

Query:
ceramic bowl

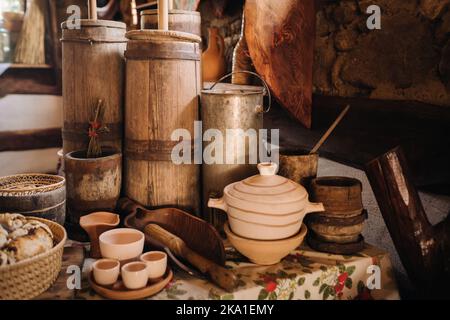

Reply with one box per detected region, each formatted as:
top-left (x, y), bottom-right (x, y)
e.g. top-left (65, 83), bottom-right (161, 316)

top-left (80, 211), bottom-right (120, 258)
top-left (140, 251), bottom-right (167, 280)
top-left (99, 228), bottom-right (145, 261)
top-left (92, 259), bottom-right (120, 286)
top-left (224, 223), bottom-right (307, 265)
top-left (227, 215), bottom-right (302, 240)
top-left (121, 261), bottom-right (148, 290)
top-left (209, 162), bottom-right (324, 240)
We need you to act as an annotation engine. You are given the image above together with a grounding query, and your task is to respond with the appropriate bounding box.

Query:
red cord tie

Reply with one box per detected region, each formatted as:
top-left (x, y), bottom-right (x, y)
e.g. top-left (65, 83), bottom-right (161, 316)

top-left (90, 121), bottom-right (102, 130)
top-left (88, 128), bottom-right (98, 138)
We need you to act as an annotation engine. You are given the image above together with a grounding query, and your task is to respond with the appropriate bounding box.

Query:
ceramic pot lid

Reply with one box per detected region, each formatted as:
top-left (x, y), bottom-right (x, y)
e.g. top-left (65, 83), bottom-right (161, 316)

top-left (225, 163), bottom-right (308, 204)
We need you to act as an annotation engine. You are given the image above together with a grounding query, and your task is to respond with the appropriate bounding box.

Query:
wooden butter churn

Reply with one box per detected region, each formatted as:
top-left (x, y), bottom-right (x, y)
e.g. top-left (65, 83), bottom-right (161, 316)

top-left (61, 19), bottom-right (127, 154)
top-left (123, 28), bottom-right (202, 214)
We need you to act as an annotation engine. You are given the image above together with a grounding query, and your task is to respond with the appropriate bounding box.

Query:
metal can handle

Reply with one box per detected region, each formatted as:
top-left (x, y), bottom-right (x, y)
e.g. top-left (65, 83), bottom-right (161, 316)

top-left (206, 71), bottom-right (272, 114)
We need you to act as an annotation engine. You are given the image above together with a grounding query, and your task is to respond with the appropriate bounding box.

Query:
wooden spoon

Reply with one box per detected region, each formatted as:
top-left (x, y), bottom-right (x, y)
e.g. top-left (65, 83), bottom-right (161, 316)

top-left (310, 105), bottom-right (350, 154)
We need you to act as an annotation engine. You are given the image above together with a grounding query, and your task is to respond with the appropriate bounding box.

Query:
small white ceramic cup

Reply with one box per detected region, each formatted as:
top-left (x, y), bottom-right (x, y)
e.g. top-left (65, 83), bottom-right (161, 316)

top-left (121, 261), bottom-right (148, 290)
top-left (140, 251), bottom-right (167, 280)
top-left (92, 259), bottom-right (120, 286)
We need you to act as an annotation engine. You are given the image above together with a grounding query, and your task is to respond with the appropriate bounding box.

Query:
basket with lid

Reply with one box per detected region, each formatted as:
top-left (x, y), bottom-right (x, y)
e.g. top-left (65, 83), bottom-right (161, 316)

top-left (0, 174), bottom-right (66, 225)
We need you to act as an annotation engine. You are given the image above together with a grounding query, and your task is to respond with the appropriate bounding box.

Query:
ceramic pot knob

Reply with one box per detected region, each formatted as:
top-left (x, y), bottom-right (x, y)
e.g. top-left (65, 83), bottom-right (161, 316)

top-left (257, 162), bottom-right (278, 176)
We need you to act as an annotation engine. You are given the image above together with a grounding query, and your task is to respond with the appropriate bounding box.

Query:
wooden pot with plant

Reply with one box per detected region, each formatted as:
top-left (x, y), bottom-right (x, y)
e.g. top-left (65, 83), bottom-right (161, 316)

top-left (64, 99), bottom-right (122, 227)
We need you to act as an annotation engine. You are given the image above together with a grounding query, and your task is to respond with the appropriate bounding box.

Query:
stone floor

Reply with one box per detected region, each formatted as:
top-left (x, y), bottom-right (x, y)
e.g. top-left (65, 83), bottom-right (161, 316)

top-left (318, 157), bottom-right (450, 299)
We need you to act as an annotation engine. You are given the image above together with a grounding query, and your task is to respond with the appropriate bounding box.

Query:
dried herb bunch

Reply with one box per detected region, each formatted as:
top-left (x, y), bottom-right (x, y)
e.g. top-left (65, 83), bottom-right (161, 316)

top-left (87, 99), bottom-right (109, 158)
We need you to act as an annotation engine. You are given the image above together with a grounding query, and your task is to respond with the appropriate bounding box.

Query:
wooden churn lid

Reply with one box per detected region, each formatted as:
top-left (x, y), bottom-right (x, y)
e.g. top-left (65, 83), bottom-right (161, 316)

top-left (61, 19), bottom-right (127, 43)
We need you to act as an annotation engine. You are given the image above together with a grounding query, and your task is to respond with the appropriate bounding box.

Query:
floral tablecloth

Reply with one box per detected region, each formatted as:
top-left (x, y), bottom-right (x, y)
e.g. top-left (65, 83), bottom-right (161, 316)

top-left (76, 243), bottom-right (400, 300)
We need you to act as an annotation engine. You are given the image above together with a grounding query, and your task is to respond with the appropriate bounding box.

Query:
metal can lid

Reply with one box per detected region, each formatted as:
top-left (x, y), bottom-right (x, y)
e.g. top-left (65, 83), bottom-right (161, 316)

top-left (201, 82), bottom-right (264, 95)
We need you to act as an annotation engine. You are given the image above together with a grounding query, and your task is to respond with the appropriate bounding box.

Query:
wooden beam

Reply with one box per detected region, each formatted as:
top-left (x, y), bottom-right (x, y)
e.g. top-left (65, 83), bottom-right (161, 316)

top-left (265, 95), bottom-right (450, 191)
top-left (365, 146), bottom-right (450, 297)
top-left (0, 67), bottom-right (59, 96)
top-left (0, 128), bottom-right (62, 152)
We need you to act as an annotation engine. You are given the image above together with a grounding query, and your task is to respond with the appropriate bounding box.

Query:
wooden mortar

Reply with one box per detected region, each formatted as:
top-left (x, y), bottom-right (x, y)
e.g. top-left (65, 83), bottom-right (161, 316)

top-left (278, 150), bottom-right (318, 190)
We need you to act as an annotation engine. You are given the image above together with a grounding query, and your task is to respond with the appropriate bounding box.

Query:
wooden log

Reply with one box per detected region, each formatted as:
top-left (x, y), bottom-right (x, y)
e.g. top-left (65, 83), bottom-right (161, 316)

top-left (365, 146), bottom-right (450, 297)
top-left (244, 0), bottom-right (315, 128)
top-left (124, 30), bottom-right (201, 215)
top-left (140, 9), bottom-right (201, 37)
top-left (0, 128), bottom-right (61, 152)
top-left (61, 20), bottom-right (127, 154)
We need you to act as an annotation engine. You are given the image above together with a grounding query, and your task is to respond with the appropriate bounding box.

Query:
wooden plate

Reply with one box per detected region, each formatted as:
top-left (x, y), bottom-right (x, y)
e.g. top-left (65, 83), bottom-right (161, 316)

top-left (88, 269), bottom-right (173, 300)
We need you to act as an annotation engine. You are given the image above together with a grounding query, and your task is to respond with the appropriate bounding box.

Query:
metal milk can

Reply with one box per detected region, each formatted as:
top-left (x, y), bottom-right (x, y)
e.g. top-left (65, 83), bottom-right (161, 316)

top-left (200, 71), bottom-right (271, 228)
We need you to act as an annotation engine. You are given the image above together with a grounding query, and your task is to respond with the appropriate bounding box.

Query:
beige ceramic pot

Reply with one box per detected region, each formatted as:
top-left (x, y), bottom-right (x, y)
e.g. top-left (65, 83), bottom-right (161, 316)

top-left (99, 228), bottom-right (144, 261)
top-left (208, 162), bottom-right (325, 240)
top-left (224, 223), bottom-right (307, 265)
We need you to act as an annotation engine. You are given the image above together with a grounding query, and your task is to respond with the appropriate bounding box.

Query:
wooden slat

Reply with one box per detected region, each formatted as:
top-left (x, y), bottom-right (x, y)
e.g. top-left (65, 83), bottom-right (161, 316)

top-left (7, 64), bottom-right (53, 69)
top-left (0, 67), bottom-right (59, 96)
top-left (0, 128), bottom-right (62, 152)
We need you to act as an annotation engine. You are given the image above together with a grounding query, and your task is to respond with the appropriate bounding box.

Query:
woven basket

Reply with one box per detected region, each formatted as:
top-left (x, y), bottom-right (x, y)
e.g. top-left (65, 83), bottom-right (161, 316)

top-left (0, 217), bottom-right (67, 300)
top-left (0, 173), bottom-right (65, 196)
top-left (0, 174), bottom-right (66, 225)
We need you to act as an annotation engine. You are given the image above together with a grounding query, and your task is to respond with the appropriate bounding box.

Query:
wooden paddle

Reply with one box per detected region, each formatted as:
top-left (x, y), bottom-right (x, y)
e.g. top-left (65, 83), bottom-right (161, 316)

top-left (145, 224), bottom-right (239, 292)
top-left (244, 0), bottom-right (315, 128)
top-left (118, 197), bottom-right (226, 265)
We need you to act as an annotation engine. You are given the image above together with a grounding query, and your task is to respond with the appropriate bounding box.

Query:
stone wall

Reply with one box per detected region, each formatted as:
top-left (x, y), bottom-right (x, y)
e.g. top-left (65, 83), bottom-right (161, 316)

top-left (199, 0), bottom-right (450, 106)
top-left (314, 0), bottom-right (450, 106)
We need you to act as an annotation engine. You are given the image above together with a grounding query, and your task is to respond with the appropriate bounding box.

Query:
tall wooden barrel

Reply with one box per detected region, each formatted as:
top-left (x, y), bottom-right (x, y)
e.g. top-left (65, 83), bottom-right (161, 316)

top-left (140, 9), bottom-right (201, 37)
top-left (124, 30), bottom-right (202, 215)
top-left (61, 20), bottom-right (127, 154)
